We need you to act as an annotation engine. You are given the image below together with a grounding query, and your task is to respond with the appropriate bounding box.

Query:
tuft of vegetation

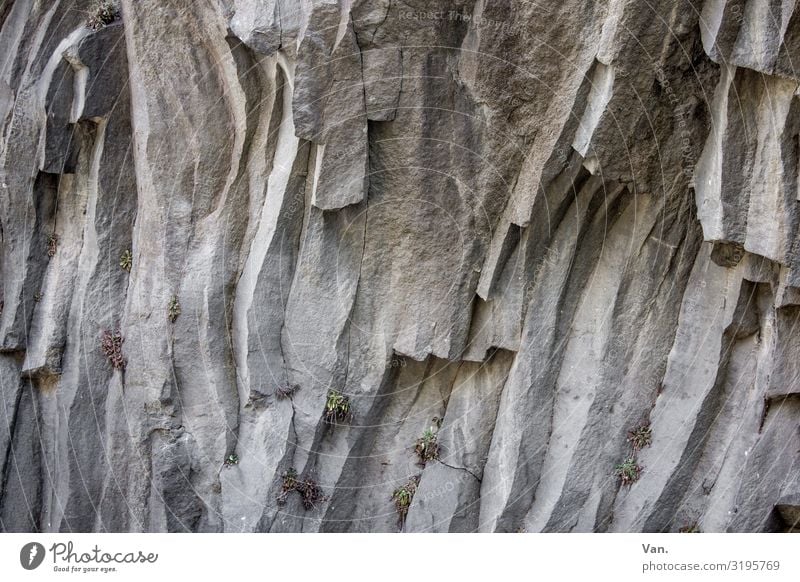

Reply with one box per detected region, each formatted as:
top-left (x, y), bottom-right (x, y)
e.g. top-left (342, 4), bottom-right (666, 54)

top-left (47, 234), bottom-right (58, 258)
top-left (100, 329), bottom-right (125, 370)
top-left (678, 522), bottom-right (701, 533)
top-left (614, 422), bottom-right (651, 488)
top-left (276, 384), bottom-right (299, 400)
top-left (298, 478), bottom-right (324, 510)
top-left (278, 468), bottom-right (299, 504)
top-left (224, 453), bottom-right (239, 467)
top-left (615, 457), bottom-right (642, 486)
top-left (86, 1), bottom-right (120, 31)
top-left (391, 475), bottom-right (420, 528)
top-left (414, 426), bottom-right (440, 464)
top-left (324, 389), bottom-right (352, 425)
top-left (167, 295), bottom-right (181, 323)
top-left (119, 249), bottom-right (132, 272)
top-left (277, 467), bottom-right (324, 510)
top-left (33, 291), bottom-right (43, 303)
top-left (627, 423), bottom-right (652, 451)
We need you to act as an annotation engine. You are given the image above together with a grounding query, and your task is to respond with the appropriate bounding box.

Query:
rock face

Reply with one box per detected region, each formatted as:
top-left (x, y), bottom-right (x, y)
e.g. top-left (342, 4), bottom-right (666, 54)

top-left (0, 0), bottom-right (799, 533)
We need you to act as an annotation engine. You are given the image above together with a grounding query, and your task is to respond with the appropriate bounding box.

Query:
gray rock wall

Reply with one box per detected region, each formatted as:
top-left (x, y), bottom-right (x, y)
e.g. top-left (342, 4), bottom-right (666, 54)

top-left (0, 0), bottom-right (798, 532)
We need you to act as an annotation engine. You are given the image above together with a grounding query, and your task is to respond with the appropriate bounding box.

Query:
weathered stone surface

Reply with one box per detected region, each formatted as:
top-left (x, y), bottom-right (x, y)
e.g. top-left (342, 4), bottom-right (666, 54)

top-left (1, 0), bottom-right (799, 533)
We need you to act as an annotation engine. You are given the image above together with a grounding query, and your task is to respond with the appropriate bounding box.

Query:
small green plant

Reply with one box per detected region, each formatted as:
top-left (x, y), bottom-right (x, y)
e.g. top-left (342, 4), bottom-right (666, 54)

top-left (627, 423), bottom-right (652, 451)
top-left (615, 457), bottom-right (642, 486)
top-left (391, 475), bottom-right (420, 528)
top-left (224, 453), bottom-right (239, 466)
top-left (100, 329), bottom-right (125, 370)
top-left (276, 384), bottom-right (299, 399)
top-left (47, 234), bottom-right (58, 257)
top-left (33, 291), bottom-right (43, 303)
top-left (277, 467), bottom-right (324, 510)
top-left (678, 522), bottom-right (701, 533)
top-left (414, 426), bottom-right (440, 464)
top-left (324, 389), bottom-right (352, 425)
top-left (86, 0), bottom-right (120, 31)
top-left (168, 295), bottom-right (181, 323)
top-left (120, 249), bottom-right (132, 272)
top-left (278, 468), bottom-right (299, 505)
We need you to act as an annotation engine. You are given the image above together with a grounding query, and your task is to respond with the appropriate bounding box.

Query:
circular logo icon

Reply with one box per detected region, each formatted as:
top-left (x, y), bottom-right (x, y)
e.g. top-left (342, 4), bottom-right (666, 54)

top-left (20, 542), bottom-right (45, 570)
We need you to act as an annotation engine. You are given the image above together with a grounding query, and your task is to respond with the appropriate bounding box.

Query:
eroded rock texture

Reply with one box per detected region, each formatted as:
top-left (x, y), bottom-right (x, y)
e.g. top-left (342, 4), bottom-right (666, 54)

top-left (1, 0), bottom-right (799, 533)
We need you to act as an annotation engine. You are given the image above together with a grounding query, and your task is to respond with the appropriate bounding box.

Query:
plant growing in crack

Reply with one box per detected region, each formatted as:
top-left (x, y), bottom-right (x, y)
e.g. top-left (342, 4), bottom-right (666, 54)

top-left (391, 475), bottom-right (420, 529)
top-left (414, 426), bottom-right (440, 464)
top-left (297, 478), bottom-right (324, 510)
top-left (615, 457), bottom-right (642, 486)
top-left (86, 0), bottom-right (120, 31)
top-left (324, 389), bottom-right (352, 425)
top-left (33, 291), bottom-right (43, 303)
top-left (47, 234), bottom-right (58, 257)
top-left (277, 467), bottom-right (324, 510)
top-left (119, 249), bottom-right (132, 272)
top-left (278, 468), bottom-right (299, 504)
top-left (224, 453), bottom-right (239, 467)
top-left (276, 383), bottom-right (299, 400)
top-left (100, 329), bottom-right (125, 370)
top-left (627, 423), bottom-right (652, 451)
top-left (167, 295), bottom-right (181, 323)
